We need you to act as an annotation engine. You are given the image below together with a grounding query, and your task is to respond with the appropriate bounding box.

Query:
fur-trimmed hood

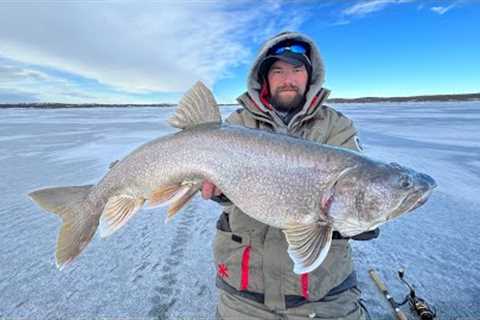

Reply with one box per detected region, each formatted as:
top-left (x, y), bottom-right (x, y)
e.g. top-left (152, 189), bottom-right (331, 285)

top-left (237, 31), bottom-right (330, 130)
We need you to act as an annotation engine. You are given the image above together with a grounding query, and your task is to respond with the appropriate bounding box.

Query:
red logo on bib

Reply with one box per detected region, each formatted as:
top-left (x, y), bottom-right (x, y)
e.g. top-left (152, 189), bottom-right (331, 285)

top-left (217, 263), bottom-right (229, 279)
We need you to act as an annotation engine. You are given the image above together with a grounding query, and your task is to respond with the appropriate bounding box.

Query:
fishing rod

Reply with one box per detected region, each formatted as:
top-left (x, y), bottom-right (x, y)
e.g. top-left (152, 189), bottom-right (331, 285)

top-left (369, 269), bottom-right (409, 320)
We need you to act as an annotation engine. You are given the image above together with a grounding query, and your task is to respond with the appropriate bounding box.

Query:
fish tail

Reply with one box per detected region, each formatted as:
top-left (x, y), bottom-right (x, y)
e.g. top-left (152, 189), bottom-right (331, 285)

top-left (28, 185), bottom-right (98, 270)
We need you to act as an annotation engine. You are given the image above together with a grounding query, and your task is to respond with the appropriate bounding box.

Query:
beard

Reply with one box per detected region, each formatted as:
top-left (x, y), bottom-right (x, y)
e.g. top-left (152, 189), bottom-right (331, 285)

top-left (270, 86), bottom-right (305, 112)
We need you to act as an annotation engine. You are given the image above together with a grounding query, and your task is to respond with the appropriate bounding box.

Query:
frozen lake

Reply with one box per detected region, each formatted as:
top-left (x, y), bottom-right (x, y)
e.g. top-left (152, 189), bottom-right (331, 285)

top-left (1, 102), bottom-right (479, 319)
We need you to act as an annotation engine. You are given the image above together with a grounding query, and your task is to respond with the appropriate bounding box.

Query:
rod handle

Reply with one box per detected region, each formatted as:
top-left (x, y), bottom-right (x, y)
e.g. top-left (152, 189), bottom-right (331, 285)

top-left (368, 269), bottom-right (409, 320)
top-left (395, 308), bottom-right (409, 320)
top-left (368, 269), bottom-right (387, 292)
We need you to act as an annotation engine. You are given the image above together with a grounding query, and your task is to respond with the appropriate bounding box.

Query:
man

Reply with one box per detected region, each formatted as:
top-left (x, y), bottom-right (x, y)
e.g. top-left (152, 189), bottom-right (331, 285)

top-left (203, 31), bottom-right (376, 320)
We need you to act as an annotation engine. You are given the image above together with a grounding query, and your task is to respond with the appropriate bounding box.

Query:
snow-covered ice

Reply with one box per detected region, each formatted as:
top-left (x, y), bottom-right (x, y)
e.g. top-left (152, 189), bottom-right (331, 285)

top-left (0, 102), bottom-right (479, 319)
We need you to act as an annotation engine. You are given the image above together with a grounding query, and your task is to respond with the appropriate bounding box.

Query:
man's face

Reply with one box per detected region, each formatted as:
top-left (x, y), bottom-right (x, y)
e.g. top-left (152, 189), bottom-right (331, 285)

top-left (267, 59), bottom-right (308, 112)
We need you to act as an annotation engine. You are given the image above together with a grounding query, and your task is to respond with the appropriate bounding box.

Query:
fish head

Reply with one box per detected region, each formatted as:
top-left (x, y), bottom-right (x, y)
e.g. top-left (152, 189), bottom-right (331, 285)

top-left (327, 161), bottom-right (437, 237)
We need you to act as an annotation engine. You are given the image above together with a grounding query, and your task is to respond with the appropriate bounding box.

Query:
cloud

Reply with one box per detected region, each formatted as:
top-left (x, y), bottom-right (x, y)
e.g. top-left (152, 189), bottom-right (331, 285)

top-left (0, 56), bottom-right (145, 103)
top-left (342, 0), bottom-right (414, 17)
top-left (0, 1), bottom-right (308, 102)
top-left (0, 66), bottom-right (46, 85)
top-left (430, 0), bottom-right (473, 15)
top-left (430, 3), bottom-right (457, 15)
top-left (0, 56), bottom-right (93, 102)
top-left (0, 88), bottom-right (40, 103)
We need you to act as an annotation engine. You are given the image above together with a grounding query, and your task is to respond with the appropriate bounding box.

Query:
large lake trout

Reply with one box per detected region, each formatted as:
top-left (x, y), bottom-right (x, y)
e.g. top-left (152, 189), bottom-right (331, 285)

top-left (29, 81), bottom-right (436, 273)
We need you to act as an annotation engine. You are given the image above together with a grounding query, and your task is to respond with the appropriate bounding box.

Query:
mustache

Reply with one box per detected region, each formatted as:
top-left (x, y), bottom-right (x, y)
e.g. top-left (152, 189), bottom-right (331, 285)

top-left (277, 85), bottom-right (299, 92)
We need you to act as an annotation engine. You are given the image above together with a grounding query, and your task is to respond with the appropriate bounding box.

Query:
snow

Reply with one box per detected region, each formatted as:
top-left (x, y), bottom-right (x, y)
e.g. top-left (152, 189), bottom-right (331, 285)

top-left (0, 102), bottom-right (479, 319)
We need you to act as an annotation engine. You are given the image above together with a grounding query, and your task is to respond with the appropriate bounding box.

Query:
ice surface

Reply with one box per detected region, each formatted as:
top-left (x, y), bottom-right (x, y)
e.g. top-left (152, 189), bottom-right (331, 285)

top-left (0, 102), bottom-right (479, 319)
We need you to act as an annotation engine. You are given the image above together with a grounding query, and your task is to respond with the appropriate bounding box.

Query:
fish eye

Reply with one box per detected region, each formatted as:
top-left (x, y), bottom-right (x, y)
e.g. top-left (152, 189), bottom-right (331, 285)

top-left (400, 176), bottom-right (413, 189)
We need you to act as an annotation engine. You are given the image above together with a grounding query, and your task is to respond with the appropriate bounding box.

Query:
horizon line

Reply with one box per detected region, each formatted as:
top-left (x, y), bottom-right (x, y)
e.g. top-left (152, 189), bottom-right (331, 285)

top-left (1, 92), bottom-right (479, 106)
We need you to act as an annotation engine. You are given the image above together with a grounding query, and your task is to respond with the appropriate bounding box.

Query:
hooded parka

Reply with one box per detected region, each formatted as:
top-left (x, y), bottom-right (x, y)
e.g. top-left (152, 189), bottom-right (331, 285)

top-left (214, 32), bottom-right (368, 319)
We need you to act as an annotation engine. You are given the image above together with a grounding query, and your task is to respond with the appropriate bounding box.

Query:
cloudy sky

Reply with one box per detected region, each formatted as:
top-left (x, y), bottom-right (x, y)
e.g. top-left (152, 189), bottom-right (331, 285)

top-left (0, 0), bottom-right (478, 104)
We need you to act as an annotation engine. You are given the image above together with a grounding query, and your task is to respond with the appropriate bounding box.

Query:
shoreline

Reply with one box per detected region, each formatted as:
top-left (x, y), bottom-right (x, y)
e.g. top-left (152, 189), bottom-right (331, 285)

top-left (1, 93), bottom-right (479, 109)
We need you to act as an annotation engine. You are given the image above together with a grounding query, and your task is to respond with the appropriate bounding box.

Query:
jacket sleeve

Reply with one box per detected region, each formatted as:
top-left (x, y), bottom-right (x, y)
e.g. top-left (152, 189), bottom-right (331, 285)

top-left (225, 109), bottom-right (246, 126)
top-left (324, 108), bottom-right (362, 152)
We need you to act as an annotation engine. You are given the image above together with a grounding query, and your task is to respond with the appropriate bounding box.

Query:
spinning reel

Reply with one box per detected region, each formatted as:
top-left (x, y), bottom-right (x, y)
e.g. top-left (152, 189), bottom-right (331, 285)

top-left (397, 268), bottom-right (437, 320)
top-left (369, 267), bottom-right (437, 320)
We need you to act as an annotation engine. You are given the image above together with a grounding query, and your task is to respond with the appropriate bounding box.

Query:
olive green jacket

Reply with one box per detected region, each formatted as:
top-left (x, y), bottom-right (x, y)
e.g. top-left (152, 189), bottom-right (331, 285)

top-left (214, 93), bottom-right (362, 309)
top-left (213, 31), bottom-right (362, 312)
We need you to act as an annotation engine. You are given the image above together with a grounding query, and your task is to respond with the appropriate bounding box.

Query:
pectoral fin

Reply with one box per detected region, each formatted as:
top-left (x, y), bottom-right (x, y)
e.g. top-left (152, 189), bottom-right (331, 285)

top-left (283, 222), bottom-right (333, 274)
top-left (148, 184), bottom-right (189, 207)
top-left (147, 181), bottom-right (202, 223)
top-left (165, 183), bottom-right (201, 222)
top-left (99, 195), bottom-right (145, 238)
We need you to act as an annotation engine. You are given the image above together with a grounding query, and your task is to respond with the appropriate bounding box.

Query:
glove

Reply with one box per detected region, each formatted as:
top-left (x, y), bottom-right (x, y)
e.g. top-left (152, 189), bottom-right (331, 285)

top-left (201, 180), bottom-right (223, 199)
top-left (201, 180), bottom-right (232, 205)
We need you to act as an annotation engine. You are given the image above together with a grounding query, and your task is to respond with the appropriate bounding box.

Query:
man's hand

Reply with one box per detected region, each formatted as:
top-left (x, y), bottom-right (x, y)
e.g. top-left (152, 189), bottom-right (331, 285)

top-left (201, 180), bottom-right (223, 199)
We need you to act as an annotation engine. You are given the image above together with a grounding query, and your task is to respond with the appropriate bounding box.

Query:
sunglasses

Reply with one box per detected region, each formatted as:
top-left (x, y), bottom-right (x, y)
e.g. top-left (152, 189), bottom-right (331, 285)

top-left (273, 44), bottom-right (307, 55)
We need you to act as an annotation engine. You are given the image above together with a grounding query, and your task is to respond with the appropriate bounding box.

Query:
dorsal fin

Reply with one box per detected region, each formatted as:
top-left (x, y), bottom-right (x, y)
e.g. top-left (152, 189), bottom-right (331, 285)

top-left (168, 81), bottom-right (222, 129)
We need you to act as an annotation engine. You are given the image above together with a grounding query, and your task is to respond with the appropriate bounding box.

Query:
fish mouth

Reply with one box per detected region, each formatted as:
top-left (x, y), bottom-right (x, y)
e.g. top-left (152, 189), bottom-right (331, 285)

top-left (408, 188), bottom-right (434, 212)
top-left (390, 187), bottom-right (434, 219)
top-left (407, 174), bottom-right (437, 212)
